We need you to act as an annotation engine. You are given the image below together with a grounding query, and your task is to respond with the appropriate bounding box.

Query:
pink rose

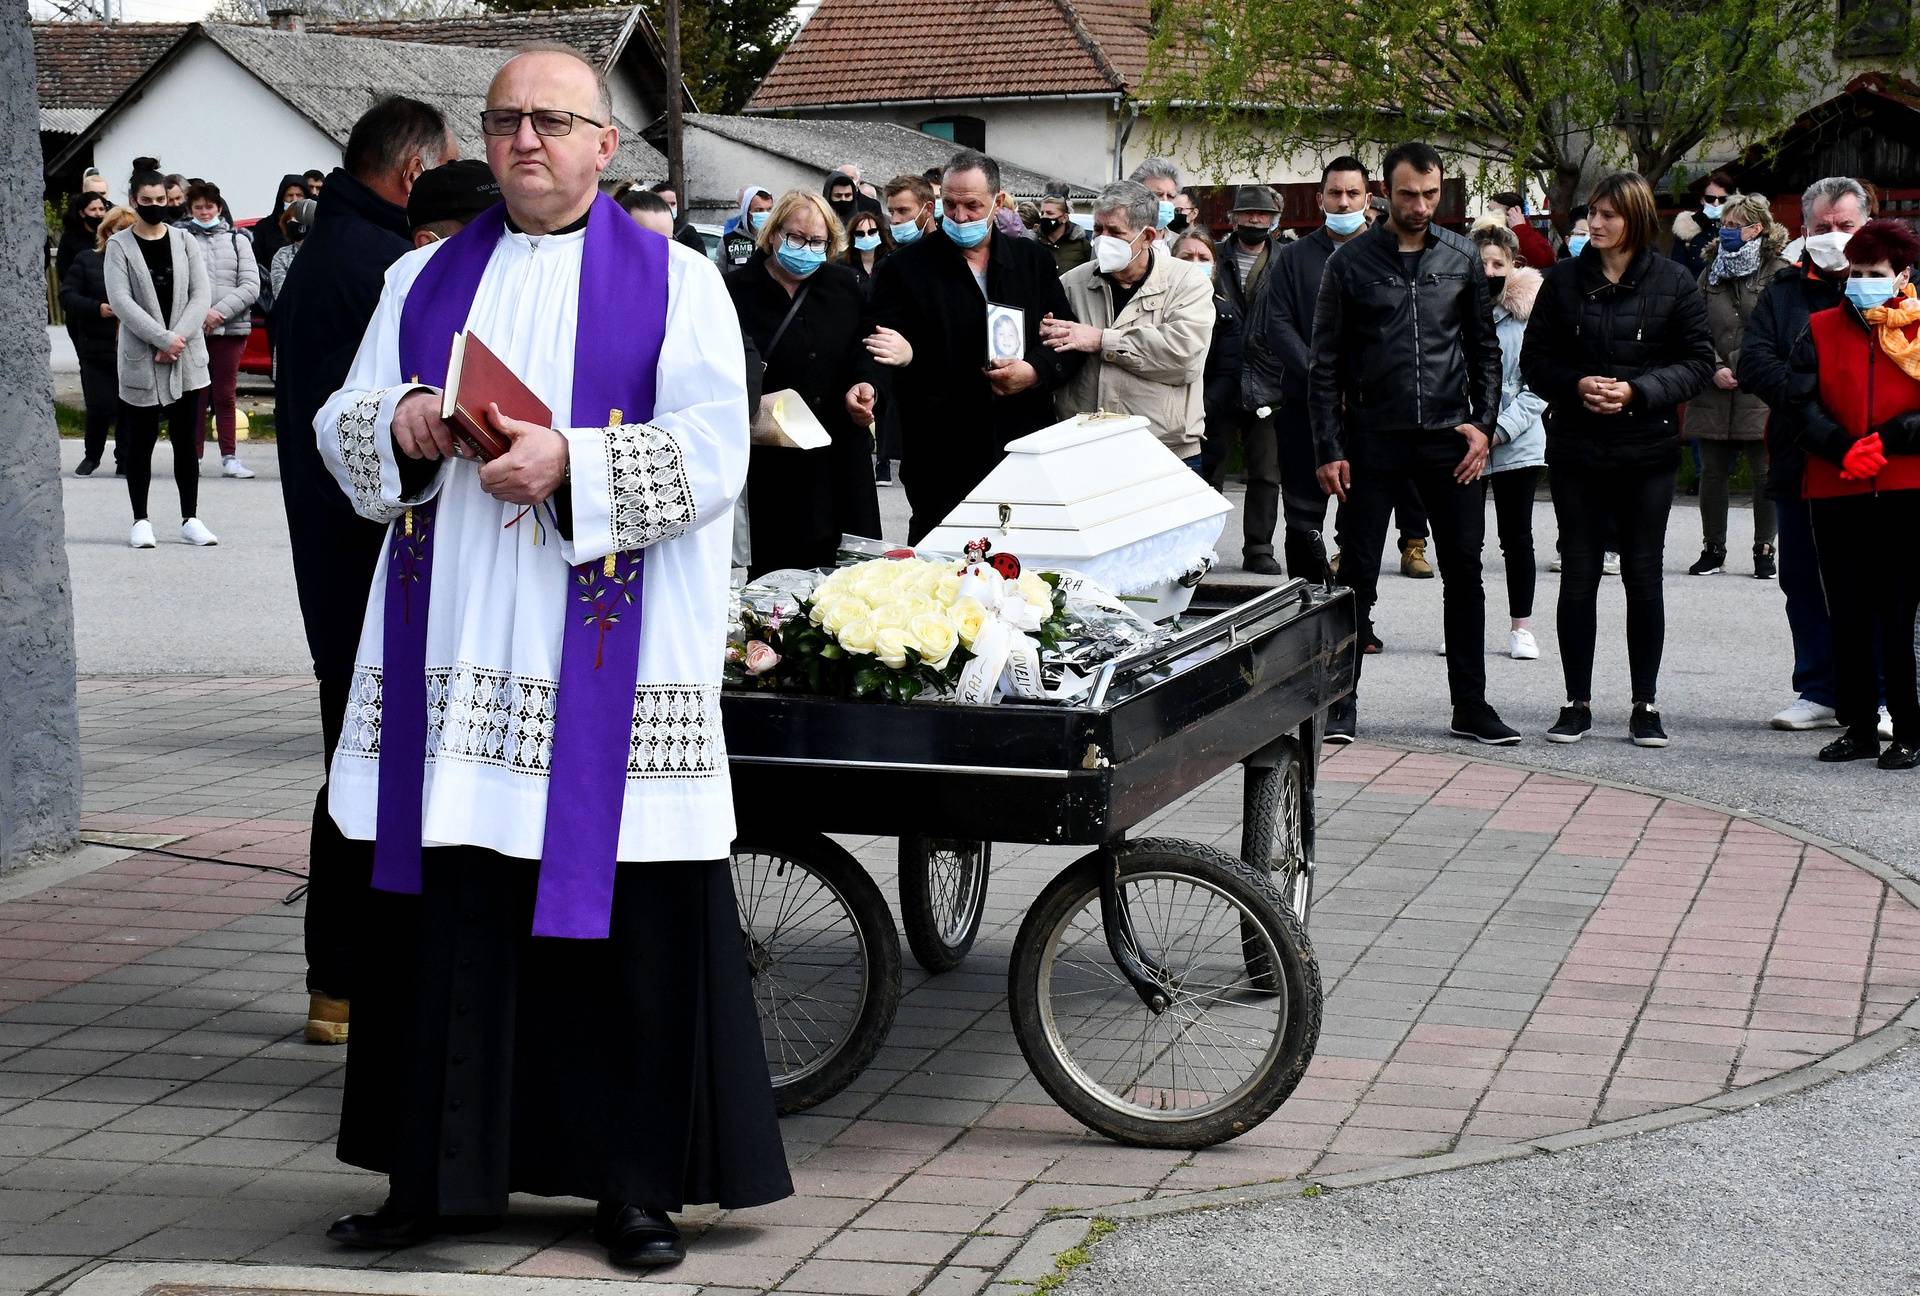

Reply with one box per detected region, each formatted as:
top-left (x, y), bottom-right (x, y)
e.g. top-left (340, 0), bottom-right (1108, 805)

top-left (743, 640), bottom-right (781, 676)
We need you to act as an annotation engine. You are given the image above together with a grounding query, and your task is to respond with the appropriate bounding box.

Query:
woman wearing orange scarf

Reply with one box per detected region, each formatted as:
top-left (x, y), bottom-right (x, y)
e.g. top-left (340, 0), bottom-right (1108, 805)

top-left (1791, 218), bottom-right (1920, 768)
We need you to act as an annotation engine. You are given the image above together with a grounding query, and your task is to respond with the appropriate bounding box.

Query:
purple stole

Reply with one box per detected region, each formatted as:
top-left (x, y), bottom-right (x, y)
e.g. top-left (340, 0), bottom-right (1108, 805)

top-left (375, 195), bottom-right (670, 939)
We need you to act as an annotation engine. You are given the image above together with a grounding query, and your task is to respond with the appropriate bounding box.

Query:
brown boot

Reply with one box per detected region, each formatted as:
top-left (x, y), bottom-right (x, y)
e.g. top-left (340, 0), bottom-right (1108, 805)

top-left (1400, 537), bottom-right (1434, 578)
top-left (306, 993), bottom-right (350, 1045)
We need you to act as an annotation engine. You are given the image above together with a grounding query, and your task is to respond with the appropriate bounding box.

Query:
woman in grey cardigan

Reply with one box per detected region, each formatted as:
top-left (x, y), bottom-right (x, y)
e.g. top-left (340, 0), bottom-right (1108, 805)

top-left (105, 168), bottom-right (217, 549)
top-left (183, 180), bottom-right (261, 479)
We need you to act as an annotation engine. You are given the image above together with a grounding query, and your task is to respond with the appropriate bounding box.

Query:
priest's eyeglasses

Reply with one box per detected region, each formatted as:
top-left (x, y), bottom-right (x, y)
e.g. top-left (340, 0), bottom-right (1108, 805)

top-left (780, 231), bottom-right (831, 254)
top-left (480, 108), bottom-right (608, 137)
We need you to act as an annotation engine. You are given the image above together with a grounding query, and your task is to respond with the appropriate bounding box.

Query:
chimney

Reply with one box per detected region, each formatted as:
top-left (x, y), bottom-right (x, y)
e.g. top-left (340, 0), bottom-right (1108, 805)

top-left (267, 4), bottom-right (306, 32)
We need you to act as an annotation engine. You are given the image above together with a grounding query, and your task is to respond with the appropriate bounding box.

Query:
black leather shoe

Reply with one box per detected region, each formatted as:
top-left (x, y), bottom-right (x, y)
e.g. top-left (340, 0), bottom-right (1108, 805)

top-left (74, 458), bottom-right (99, 477)
top-left (1878, 742), bottom-right (1920, 770)
top-left (1243, 552), bottom-right (1284, 576)
top-left (327, 1200), bottom-right (437, 1249)
top-left (1818, 731), bottom-right (1881, 763)
top-left (595, 1201), bottom-right (685, 1268)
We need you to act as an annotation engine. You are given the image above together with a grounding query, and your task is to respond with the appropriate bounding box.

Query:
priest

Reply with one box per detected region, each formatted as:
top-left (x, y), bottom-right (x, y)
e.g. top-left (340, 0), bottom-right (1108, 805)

top-left (312, 45), bottom-right (790, 1267)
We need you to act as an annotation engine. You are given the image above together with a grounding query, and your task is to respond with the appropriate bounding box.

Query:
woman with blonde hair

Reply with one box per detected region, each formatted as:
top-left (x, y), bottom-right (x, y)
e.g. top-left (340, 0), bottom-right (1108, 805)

top-left (1686, 191), bottom-right (1789, 577)
top-left (724, 190), bottom-right (886, 573)
top-left (1521, 170), bottom-right (1715, 747)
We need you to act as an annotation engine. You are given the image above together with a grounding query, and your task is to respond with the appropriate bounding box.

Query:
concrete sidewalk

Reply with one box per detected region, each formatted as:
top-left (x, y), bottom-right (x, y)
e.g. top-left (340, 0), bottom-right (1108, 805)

top-left (1, 677), bottom-right (1914, 1295)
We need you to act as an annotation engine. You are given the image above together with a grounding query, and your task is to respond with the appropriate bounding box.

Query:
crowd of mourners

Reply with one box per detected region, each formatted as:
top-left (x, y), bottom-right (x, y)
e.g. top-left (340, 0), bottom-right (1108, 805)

top-left (50, 114), bottom-right (1920, 769)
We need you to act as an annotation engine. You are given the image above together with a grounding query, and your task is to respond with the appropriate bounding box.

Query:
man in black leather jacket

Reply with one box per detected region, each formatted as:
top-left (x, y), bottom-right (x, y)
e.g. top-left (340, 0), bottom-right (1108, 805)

top-left (1309, 141), bottom-right (1514, 745)
top-left (274, 98), bottom-right (456, 1045)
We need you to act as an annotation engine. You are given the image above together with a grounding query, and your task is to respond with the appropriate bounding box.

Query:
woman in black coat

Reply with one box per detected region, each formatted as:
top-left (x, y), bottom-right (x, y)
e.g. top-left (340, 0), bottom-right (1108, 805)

top-left (59, 205), bottom-right (128, 476)
top-left (56, 191), bottom-right (106, 282)
top-left (725, 190), bottom-right (886, 575)
top-left (1521, 171), bottom-right (1716, 748)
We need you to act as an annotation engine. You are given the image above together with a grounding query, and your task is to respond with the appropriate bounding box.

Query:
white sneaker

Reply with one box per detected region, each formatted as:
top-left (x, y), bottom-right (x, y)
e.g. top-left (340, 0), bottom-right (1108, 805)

top-left (1549, 555), bottom-right (1563, 572)
top-left (180, 517), bottom-right (219, 546)
top-left (221, 455), bottom-right (255, 479)
top-left (1770, 698), bottom-right (1838, 731)
top-left (1435, 640), bottom-right (1447, 656)
top-left (1602, 552), bottom-right (1621, 576)
top-left (1509, 628), bottom-right (1540, 660)
top-left (128, 519), bottom-right (155, 549)
top-left (1881, 708), bottom-right (1895, 742)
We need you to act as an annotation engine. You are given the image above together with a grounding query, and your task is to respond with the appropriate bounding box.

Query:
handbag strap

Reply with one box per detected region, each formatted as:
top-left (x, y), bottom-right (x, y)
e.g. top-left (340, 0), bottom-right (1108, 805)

top-left (765, 281), bottom-right (811, 358)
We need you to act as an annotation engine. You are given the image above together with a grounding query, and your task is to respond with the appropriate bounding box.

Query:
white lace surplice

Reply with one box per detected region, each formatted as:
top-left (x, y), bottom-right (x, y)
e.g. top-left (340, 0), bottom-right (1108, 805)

top-left (314, 226), bottom-right (749, 863)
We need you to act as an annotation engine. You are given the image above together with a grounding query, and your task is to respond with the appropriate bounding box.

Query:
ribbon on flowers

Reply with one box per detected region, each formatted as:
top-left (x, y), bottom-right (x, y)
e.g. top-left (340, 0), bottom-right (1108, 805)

top-left (951, 565), bottom-right (1092, 704)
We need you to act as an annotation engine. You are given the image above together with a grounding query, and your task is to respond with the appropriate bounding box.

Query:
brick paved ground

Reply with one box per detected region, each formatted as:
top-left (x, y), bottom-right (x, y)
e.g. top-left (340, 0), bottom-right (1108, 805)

top-left (1, 676), bottom-right (1915, 1296)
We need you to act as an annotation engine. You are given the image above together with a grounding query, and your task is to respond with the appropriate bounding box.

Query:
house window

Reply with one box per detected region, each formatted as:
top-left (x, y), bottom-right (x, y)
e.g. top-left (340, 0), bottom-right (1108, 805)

top-left (1837, 0), bottom-right (1909, 58)
top-left (919, 116), bottom-right (986, 152)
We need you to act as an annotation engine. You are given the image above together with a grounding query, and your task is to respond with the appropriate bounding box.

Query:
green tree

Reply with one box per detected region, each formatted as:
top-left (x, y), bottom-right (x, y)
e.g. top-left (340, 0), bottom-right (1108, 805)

top-left (1143, 0), bottom-right (1912, 226)
top-left (481, 0), bottom-right (795, 114)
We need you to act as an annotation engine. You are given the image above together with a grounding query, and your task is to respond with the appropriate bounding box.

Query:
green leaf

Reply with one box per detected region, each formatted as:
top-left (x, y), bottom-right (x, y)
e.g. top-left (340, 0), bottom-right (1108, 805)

top-left (820, 642), bottom-right (844, 659)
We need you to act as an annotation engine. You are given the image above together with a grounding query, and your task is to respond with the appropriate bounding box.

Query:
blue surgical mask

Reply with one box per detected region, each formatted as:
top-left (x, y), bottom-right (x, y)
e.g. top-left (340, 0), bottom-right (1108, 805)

top-left (1718, 226), bottom-right (1744, 253)
top-left (1568, 234), bottom-right (1590, 257)
top-left (1155, 199), bottom-right (1175, 229)
top-left (1325, 209), bottom-right (1365, 237)
top-left (943, 214), bottom-right (991, 248)
top-left (191, 216), bottom-right (220, 230)
top-left (748, 210), bottom-right (769, 231)
top-left (775, 243), bottom-right (826, 278)
top-left (1700, 201), bottom-right (1724, 221)
top-left (891, 220), bottom-right (922, 245)
top-left (853, 233), bottom-right (881, 252)
top-left (1845, 277), bottom-right (1897, 311)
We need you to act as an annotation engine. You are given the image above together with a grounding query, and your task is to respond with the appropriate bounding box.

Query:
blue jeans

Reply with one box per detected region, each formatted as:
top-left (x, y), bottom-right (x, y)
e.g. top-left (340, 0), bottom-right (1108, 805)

top-left (1776, 494), bottom-right (1837, 707)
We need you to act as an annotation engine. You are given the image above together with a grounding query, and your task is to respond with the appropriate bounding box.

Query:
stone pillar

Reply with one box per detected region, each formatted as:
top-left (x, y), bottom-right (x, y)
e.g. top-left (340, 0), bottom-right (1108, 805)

top-left (0, 12), bottom-right (82, 873)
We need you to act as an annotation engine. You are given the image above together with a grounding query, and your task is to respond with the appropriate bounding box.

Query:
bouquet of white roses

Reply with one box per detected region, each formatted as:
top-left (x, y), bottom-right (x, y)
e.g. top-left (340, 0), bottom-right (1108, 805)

top-left (726, 555), bottom-right (1066, 703)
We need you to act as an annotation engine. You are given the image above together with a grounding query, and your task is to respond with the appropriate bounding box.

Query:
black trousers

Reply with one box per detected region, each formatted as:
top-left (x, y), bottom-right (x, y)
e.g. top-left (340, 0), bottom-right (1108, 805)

top-left (121, 392), bottom-right (202, 522)
top-left (1811, 491), bottom-right (1920, 744)
top-left (305, 671), bottom-right (374, 998)
top-left (1220, 408), bottom-right (1281, 559)
top-left (339, 849), bottom-right (793, 1216)
top-left (1338, 459), bottom-right (1488, 707)
top-left (1552, 461), bottom-right (1674, 705)
top-left (78, 353), bottom-right (121, 467)
top-left (1488, 467), bottom-right (1541, 621)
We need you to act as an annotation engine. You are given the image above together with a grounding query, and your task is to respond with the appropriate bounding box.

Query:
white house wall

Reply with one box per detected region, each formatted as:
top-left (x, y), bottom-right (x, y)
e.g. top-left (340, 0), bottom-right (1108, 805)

top-left (682, 127), bottom-right (831, 224)
top-left (785, 101), bottom-right (1119, 189)
top-left (94, 40), bottom-right (338, 222)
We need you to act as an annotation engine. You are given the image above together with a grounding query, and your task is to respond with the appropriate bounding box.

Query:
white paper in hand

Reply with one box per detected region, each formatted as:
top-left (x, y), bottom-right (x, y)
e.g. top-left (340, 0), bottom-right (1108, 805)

top-left (749, 389), bottom-right (832, 449)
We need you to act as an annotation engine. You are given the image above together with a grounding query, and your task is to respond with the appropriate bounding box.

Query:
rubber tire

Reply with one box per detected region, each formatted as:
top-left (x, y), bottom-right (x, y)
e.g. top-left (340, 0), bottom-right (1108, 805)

top-left (732, 833), bottom-right (902, 1115)
top-left (1241, 747), bottom-right (1309, 990)
top-left (898, 837), bottom-right (991, 974)
top-left (1008, 838), bottom-right (1322, 1149)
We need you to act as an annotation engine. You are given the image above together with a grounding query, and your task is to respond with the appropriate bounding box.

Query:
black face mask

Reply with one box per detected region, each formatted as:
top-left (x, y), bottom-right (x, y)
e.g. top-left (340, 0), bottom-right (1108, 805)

top-left (165, 204), bottom-right (186, 223)
top-left (81, 214), bottom-right (102, 230)
top-left (286, 222), bottom-right (309, 241)
top-left (1037, 217), bottom-right (1063, 234)
top-left (1233, 223), bottom-right (1268, 246)
top-left (1168, 212), bottom-right (1190, 234)
top-left (135, 203), bottom-right (170, 226)
top-left (830, 199), bottom-right (855, 218)
top-left (1485, 274), bottom-right (1507, 298)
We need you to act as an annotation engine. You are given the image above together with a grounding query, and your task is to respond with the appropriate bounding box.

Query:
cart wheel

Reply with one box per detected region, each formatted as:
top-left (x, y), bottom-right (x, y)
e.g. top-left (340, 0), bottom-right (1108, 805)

top-left (731, 833), bottom-right (901, 1114)
top-left (898, 838), bottom-right (991, 974)
top-left (1008, 838), bottom-right (1321, 1149)
top-left (1242, 745), bottom-right (1309, 919)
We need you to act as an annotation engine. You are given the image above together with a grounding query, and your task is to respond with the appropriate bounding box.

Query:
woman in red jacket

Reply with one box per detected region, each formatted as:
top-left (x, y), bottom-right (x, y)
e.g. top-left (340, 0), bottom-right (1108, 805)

top-left (1791, 218), bottom-right (1920, 769)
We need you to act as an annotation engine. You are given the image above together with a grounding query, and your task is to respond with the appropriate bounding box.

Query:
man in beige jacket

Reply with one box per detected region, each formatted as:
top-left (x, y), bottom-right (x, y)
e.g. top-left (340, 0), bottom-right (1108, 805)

top-left (1042, 180), bottom-right (1214, 463)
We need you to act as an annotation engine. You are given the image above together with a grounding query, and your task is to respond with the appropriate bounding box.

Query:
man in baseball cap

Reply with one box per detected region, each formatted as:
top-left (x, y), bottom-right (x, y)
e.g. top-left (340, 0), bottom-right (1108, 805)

top-left (405, 158), bottom-right (501, 248)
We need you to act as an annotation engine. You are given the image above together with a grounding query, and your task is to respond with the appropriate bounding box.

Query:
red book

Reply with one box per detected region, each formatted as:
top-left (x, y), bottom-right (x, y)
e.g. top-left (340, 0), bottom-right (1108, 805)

top-left (440, 330), bottom-right (550, 461)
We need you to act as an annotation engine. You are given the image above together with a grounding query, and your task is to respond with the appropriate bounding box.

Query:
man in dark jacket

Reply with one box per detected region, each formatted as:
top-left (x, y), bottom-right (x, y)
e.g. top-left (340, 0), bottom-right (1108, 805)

top-left (1247, 158), bottom-right (1372, 579)
top-left (273, 96), bottom-right (455, 1045)
top-left (870, 149), bottom-right (1081, 541)
top-left (1309, 142), bottom-right (1512, 744)
top-left (1737, 175), bottom-right (1874, 733)
top-left (1203, 185), bottom-right (1285, 570)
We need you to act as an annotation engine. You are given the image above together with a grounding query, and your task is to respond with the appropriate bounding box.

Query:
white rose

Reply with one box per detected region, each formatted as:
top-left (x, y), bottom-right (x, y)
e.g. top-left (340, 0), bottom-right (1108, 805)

top-left (933, 571), bottom-right (963, 607)
top-left (1018, 571), bottom-right (1053, 611)
top-left (819, 597), bottom-right (869, 635)
top-left (874, 626), bottom-right (913, 670)
top-left (838, 618), bottom-right (878, 656)
top-left (870, 601), bottom-right (915, 629)
top-left (910, 612), bottom-right (959, 670)
top-left (948, 597), bottom-right (988, 648)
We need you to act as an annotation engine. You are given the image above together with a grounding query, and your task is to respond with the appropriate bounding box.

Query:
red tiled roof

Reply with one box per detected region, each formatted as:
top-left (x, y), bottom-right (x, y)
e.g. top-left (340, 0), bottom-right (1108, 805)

top-left (32, 22), bottom-right (187, 110)
top-left (746, 0), bottom-right (1151, 111)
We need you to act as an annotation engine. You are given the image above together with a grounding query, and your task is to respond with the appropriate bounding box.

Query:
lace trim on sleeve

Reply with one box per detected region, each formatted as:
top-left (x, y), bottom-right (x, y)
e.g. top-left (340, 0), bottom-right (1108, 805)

top-left (336, 390), bottom-right (404, 522)
top-left (606, 422), bottom-right (698, 550)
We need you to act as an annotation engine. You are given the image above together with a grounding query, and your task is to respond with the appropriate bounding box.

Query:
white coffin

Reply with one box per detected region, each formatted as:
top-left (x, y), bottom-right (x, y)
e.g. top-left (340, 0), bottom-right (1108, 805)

top-left (922, 413), bottom-right (1230, 620)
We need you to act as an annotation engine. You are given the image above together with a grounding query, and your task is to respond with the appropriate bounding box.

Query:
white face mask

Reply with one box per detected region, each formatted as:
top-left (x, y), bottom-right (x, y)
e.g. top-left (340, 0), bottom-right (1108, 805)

top-left (1803, 230), bottom-right (1852, 274)
top-left (1094, 232), bottom-right (1138, 275)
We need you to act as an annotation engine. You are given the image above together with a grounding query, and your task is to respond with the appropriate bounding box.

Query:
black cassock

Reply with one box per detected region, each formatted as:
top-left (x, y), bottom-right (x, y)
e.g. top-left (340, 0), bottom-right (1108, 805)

top-left (338, 849), bottom-right (793, 1215)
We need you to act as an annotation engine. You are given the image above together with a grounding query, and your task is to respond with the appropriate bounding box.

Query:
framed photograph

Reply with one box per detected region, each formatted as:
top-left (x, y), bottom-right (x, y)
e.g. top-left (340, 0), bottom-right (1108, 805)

top-left (986, 303), bottom-right (1026, 364)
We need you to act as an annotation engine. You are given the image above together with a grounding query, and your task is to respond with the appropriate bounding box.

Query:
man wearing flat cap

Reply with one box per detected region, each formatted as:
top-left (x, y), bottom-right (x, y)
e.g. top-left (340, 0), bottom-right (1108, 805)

top-left (407, 158), bottom-right (500, 247)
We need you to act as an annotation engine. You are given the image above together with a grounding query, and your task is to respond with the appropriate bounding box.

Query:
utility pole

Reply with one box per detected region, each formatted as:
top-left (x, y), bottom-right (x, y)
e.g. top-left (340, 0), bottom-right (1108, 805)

top-left (663, 0), bottom-right (685, 217)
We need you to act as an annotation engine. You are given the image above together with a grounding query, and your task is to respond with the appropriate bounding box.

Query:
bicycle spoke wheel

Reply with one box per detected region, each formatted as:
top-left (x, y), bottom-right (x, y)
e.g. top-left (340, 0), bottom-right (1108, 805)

top-left (899, 837), bottom-right (991, 973)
